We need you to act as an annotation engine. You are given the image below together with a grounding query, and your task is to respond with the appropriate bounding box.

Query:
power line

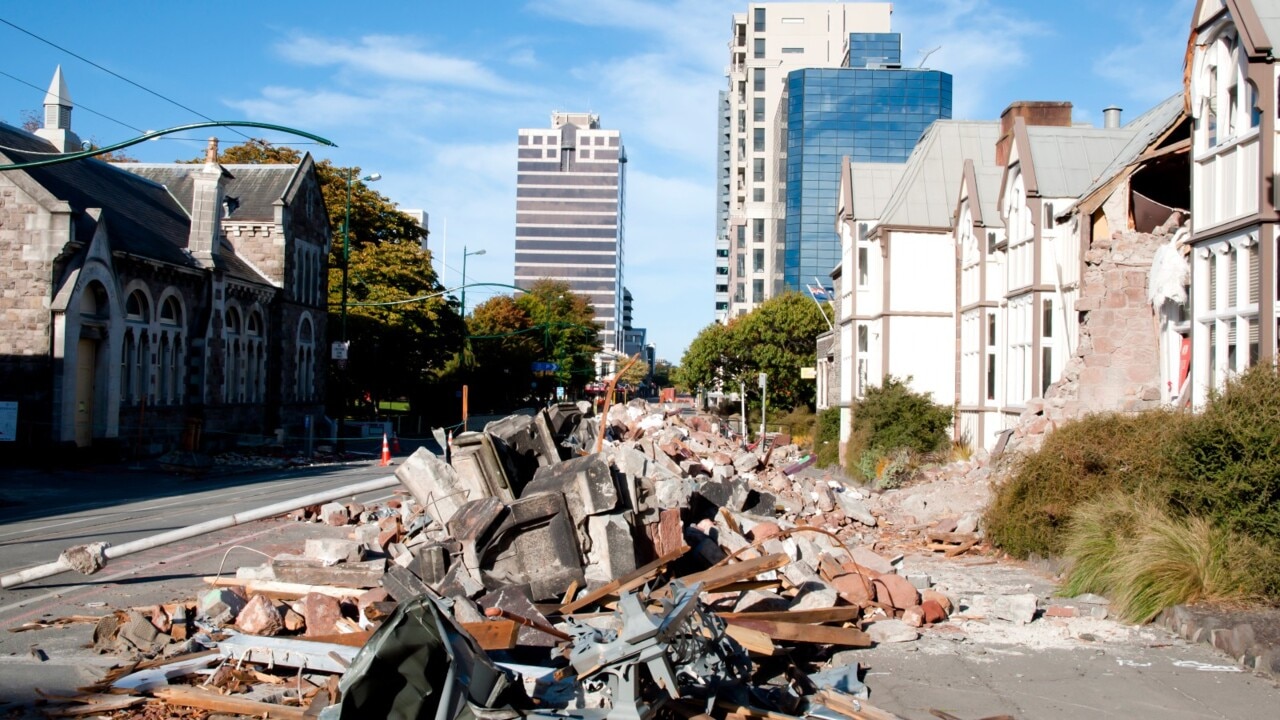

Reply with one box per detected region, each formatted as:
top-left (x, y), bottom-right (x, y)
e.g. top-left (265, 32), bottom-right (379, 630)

top-left (0, 68), bottom-right (143, 133)
top-left (0, 17), bottom-right (253, 141)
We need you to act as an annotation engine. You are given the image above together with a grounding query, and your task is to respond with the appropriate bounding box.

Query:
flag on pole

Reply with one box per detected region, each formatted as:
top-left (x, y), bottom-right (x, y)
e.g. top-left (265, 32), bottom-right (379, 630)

top-left (806, 283), bottom-right (832, 302)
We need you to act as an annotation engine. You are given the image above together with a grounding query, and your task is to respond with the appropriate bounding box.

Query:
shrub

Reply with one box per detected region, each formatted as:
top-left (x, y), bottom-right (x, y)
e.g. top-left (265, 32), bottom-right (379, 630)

top-left (847, 375), bottom-right (952, 461)
top-left (814, 407), bottom-right (841, 468)
top-left (1061, 494), bottom-right (1274, 623)
top-left (1166, 363), bottom-right (1280, 548)
top-left (983, 411), bottom-right (1187, 559)
top-left (772, 405), bottom-right (817, 451)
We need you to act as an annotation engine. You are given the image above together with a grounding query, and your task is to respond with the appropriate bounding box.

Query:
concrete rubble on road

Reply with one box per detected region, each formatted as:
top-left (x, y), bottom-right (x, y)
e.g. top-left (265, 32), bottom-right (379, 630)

top-left (41, 401), bottom-right (1071, 720)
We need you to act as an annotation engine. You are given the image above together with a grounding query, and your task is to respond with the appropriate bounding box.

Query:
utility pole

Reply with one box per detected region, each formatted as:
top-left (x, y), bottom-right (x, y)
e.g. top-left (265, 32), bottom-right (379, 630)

top-left (740, 379), bottom-right (747, 439)
top-left (758, 372), bottom-right (768, 444)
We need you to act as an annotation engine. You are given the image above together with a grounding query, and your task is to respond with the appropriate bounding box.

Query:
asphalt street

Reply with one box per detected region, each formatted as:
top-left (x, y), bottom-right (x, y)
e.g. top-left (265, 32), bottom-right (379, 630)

top-left (0, 459), bottom-right (400, 711)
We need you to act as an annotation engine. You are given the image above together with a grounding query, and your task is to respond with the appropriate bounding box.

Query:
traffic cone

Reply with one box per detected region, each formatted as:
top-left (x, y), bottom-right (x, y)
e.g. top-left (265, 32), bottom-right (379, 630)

top-left (379, 432), bottom-right (392, 466)
top-left (391, 434), bottom-right (401, 454)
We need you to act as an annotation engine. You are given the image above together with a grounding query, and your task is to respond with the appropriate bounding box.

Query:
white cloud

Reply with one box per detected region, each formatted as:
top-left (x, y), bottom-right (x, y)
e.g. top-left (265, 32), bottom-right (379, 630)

top-left (1091, 0), bottom-right (1195, 107)
top-left (276, 33), bottom-right (523, 94)
top-left (895, 0), bottom-right (1046, 119)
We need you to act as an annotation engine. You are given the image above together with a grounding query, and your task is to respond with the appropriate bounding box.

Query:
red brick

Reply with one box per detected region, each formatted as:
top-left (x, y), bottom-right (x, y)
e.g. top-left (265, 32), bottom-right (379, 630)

top-left (303, 592), bottom-right (342, 636)
top-left (237, 594), bottom-right (283, 636)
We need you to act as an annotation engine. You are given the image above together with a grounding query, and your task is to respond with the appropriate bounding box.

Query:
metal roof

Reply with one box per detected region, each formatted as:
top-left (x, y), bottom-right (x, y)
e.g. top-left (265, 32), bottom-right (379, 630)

top-left (971, 165), bottom-right (1006, 228)
top-left (876, 120), bottom-right (1001, 230)
top-left (1022, 125), bottom-right (1137, 199)
top-left (848, 162), bottom-right (905, 220)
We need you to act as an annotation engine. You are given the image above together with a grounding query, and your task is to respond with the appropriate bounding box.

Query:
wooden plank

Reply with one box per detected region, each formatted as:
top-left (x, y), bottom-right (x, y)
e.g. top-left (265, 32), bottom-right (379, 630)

top-left (724, 618), bottom-right (871, 648)
top-left (112, 654), bottom-right (220, 691)
top-left (461, 619), bottom-right (521, 650)
top-left (653, 553), bottom-right (789, 599)
top-left (722, 623), bottom-right (776, 656)
top-left (203, 576), bottom-right (365, 599)
top-left (44, 695), bottom-right (146, 717)
top-left (717, 607), bottom-right (863, 624)
top-left (926, 530), bottom-right (980, 545)
top-left (813, 689), bottom-right (905, 720)
top-left (712, 580), bottom-right (783, 593)
top-left (559, 545), bottom-right (690, 613)
top-left (300, 631), bottom-right (374, 647)
top-left (151, 686), bottom-right (305, 719)
top-left (271, 558), bottom-right (386, 588)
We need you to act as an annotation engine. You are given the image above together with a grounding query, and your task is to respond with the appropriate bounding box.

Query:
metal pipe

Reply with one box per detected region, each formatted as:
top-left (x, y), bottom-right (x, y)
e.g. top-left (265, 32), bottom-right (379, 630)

top-left (1, 474), bottom-right (400, 589)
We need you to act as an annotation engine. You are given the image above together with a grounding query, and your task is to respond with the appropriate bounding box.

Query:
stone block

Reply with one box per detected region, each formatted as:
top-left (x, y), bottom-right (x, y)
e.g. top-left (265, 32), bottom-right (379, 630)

top-left (733, 451), bottom-right (761, 473)
top-left (695, 477), bottom-right (749, 511)
top-left (831, 572), bottom-right (873, 605)
top-left (118, 611), bottom-right (161, 652)
top-left (478, 492), bottom-right (585, 601)
top-left (991, 593), bottom-right (1038, 624)
top-left (902, 605), bottom-right (925, 628)
top-left (395, 447), bottom-right (488, 525)
top-left (835, 492), bottom-right (877, 527)
top-left (524, 454), bottom-right (620, 526)
top-left (789, 577), bottom-right (838, 611)
top-left (199, 588), bottom-right (246, 625)
top-left (237, 594), bottom-right (283, 636)
top-left (451, 432), bottom-right (519, 501)
top-left (302, 592), bottom-right (342, 636)
top-left (849, 547), bottom-right (895, 575)
top-left (734, 590), bottom-right (789, 613)
top-left (921, 599), bottom-right (947, 623)
top-left (584, 513), bottom-right (637, 584)
top-left (304, 538), bottom-right (364, 564)
top-left (872, 574), bottom-right (919, 610)
top-left (922, 589), bottom-right (953, 614)
top-left (319, 502), bottom-right (349, 527)
top-left (866, 619), bottom-right (919, 644)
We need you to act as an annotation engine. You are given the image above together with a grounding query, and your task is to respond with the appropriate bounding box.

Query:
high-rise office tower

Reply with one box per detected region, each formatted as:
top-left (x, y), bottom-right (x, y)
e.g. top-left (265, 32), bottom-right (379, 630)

top-left (716, 2), bottom-right (892, 322)
top-left (516, 112), bottom-right (626, 352)
top-left (784, 33), bottom-right (951, 290)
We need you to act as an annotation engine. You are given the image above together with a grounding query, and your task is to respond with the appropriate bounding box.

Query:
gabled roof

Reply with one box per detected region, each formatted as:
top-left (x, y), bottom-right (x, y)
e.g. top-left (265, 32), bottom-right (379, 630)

top-left (960, 162), bottom-right (1006, 229)
top-left (846, 161), bottom-right (905, 221)
top-left (875, 120), bottom-right (1001, 231)
top-left (1020, 125), bottom-right (1137, 199)
top-left (0, 122), bottom-right (198, 269)
top-left (120, 163), bottom-right (301, 222)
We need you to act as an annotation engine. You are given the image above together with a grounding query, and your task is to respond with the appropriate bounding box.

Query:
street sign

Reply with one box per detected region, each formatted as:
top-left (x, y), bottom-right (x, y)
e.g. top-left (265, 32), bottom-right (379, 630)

top-left (531, 361), bottom-right (560, 373)
top-left (331, 341), bottom-right (350, 361)
top-left (758, 372), bottom-right (767, 389)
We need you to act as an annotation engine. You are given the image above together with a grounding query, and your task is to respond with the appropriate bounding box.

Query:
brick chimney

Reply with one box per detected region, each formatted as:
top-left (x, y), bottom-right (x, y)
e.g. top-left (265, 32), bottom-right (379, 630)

top-left (996, 101), bottom-right (1072, 166)
top-left (187, 137), bottom-right (226, 266)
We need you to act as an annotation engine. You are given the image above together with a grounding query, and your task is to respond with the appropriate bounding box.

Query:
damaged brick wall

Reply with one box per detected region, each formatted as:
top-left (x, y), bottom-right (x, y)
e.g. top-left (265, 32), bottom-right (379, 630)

top-left (1001, 219), bottom-right (1178, 455)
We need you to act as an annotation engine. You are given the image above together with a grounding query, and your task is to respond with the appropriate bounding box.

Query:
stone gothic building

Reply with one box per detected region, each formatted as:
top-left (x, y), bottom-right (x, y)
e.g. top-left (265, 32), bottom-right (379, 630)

top-left (0, 68), bottom-right (330, 459)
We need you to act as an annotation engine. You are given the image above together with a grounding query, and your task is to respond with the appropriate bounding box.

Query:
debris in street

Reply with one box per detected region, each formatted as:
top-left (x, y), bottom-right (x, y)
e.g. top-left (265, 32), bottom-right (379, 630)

top-left (28, 400), bottom-right (1032, 720)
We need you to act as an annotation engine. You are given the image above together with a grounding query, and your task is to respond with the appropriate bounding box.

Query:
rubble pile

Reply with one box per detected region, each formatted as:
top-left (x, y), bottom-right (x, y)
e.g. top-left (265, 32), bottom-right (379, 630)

top-left (39, 401), bottom-right (1006, 720)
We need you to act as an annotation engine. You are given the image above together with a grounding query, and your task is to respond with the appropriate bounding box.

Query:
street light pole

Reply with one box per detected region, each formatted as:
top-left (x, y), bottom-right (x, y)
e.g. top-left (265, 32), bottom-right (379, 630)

top-left (460, 246), bottom-right (486, 317)
top-left (341, 169), bottom-right (381, 342)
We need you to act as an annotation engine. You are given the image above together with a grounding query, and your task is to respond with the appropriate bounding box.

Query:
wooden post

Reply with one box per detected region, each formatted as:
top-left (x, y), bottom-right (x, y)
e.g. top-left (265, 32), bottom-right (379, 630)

top-left (462, 384), bottom-right (469, 432)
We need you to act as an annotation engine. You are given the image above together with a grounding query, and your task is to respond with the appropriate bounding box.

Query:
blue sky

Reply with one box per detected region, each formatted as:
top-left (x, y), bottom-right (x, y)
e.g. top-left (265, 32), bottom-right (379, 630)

top-left (1, 0), bottom-right (1194, 362)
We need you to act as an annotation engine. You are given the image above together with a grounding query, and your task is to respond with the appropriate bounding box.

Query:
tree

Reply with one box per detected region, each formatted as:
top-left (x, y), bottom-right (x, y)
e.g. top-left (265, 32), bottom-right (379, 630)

top-left (617, 357), bottom-right (650, 386)
top-left (514, 280), bottom-right (601, 395)
top-left (329, 238), bottom-right (463, 412)
top-left (677, 292), bottom-right (828, 409)
top-left (652, 359), bottom-right (675, 388)
top-left (465, 295), bottom-right (541, 407)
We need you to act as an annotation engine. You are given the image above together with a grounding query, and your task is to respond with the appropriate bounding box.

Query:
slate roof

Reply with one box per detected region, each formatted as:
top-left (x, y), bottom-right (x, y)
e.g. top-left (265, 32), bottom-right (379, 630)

top-left (848, 162), bottom-right (905, 220)
top-left (0, 122), bottom-right (197, 269)
top-left (876, 120), bottom-right (1001, 230)
top-left (120, 163), bottom-right (298, 222)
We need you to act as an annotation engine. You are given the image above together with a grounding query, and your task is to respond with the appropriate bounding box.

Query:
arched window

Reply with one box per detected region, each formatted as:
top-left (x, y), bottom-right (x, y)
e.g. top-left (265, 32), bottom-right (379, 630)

top-left (246, 310), bottom-right (265, 402)
top-left (297, 316), bottom-right (315, 401)
top-left (123, 289), bottom-right (152, 404)
top-left (158, 294), bottom-right (185, 405)
top-left (225, 306), bottom-right (242, 403)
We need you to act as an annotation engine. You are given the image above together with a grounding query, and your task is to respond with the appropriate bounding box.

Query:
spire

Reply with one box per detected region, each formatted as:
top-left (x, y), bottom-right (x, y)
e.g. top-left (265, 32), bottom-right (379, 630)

top-left (34, 65), bottom-right (81, 152)
top-left (44, 64), bottom-right (72, 112)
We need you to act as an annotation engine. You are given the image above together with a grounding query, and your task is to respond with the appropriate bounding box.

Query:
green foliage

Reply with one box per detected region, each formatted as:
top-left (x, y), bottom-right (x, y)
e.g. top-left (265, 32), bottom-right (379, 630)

top-left (513, 279), bottom-right (601, 394)
top-left (1061, 494), bottom-right (1275, 623)
top-left (814, 407), bottom-right (841, 468)
top-left (1166, 363), bottom-right (1280, 544)
top-left (651, 359), bottom-right (675, 389)
top-left (847, 375), bottom-right (952, 460)
top-left (772, 405), bottom-right (817, 450)
top-left (983, 411), bottom-right (1186, 559)
top-left (329, 239), bottom-right (464, 409)
top-left (676, 292), bottom-right (828, 408)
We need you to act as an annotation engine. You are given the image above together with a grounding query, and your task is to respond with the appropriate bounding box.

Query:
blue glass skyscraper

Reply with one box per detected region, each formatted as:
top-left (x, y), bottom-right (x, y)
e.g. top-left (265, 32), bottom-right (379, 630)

top-left (783, 33), bottom-right (951, 291)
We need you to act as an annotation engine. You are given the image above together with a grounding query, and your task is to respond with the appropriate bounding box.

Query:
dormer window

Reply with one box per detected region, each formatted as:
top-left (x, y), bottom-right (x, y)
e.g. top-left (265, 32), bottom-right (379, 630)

top-left (222, 196), bottom-right (240, 218)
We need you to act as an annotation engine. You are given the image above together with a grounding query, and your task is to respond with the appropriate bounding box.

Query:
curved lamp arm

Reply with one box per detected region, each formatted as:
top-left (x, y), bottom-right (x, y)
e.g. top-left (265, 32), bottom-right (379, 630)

top-left (0, 121), bottom-right (337, 171)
